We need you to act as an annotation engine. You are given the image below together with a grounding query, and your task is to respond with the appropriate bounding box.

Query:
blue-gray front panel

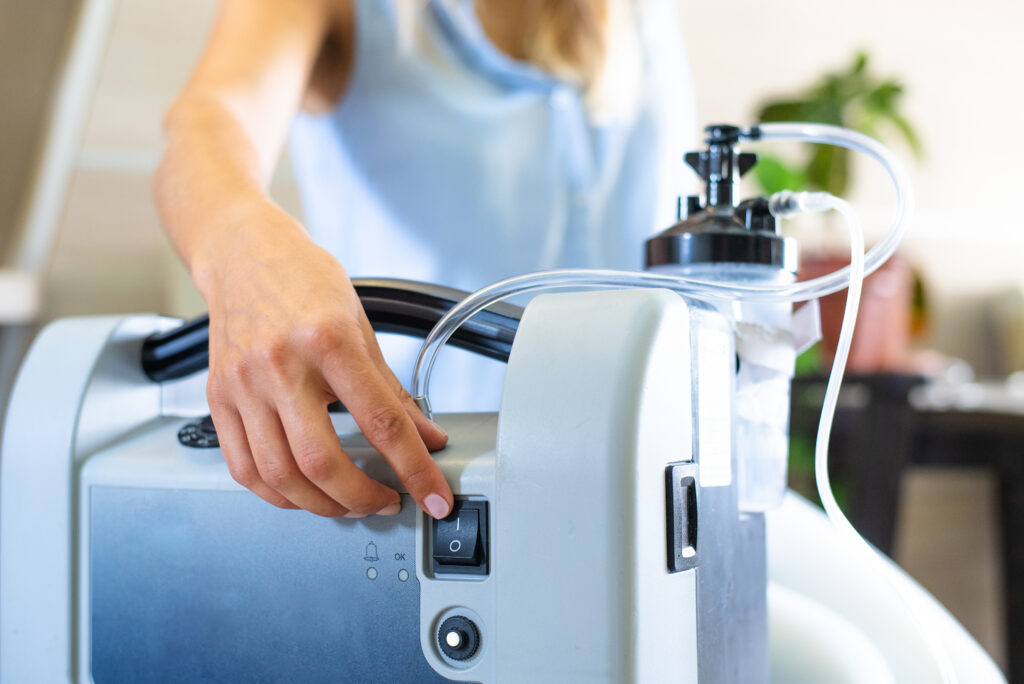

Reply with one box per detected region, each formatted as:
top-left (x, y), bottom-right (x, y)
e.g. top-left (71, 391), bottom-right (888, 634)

top-left (90, 487), bottom-right (451, 683)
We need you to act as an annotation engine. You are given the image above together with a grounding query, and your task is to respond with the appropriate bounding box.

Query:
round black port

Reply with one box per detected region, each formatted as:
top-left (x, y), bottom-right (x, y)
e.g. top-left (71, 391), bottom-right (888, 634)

top-left (437, 615), bottom-right (480, 662)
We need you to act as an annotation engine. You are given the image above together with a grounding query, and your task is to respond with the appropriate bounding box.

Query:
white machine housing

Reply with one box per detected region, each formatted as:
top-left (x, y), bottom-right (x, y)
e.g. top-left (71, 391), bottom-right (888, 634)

top-left (1, 289), bottom-right (765, 682)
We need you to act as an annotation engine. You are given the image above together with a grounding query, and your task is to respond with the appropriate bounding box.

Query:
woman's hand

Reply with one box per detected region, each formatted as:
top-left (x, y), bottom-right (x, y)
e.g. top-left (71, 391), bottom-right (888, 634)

top-left (193, 204), bottom-right (453, 519)
top-left (152, 0), bottom-right (450, 518)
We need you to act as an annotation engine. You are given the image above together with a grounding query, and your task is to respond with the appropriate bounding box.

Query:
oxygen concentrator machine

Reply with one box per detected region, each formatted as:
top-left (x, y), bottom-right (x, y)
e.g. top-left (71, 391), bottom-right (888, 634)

top-left (0, 124), bottom-right (1003, 683)
top-left (4, 280), bottom-right (760, 683)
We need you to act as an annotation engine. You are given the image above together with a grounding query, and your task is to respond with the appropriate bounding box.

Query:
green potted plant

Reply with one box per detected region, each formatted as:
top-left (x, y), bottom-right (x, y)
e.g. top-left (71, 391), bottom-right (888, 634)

top-left (753, 51), bottom-right (922, 196)
top-left (752, 51), bottom-right (925, 374)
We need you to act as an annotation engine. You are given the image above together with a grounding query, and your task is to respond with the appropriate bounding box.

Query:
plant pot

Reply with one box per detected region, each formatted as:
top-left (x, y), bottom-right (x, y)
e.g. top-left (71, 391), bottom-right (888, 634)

top-left (801, 253), bottom-right (912, 373)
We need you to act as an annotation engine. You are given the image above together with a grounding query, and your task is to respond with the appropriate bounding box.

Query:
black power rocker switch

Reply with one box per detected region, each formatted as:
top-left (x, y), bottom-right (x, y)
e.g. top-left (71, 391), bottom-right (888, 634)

top-left (433, 500), bottom-right (489, 576)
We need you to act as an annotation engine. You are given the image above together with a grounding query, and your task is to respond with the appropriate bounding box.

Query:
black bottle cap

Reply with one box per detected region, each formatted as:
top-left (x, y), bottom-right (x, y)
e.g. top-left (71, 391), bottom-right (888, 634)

top-left (645, 219), bottom-right (797, 273)
top-left (644, 124), bottom-right (798, 273)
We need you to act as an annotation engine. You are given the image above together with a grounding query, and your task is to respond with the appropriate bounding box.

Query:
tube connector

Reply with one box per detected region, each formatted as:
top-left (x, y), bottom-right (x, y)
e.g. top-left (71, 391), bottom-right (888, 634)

top-left (414, 395), bottom-right (433, 421)
top-left (768, 190), bottom-right (836, 218)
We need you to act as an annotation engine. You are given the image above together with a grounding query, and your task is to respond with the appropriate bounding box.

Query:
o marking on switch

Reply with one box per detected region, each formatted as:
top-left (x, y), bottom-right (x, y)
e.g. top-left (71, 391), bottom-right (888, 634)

top-left (449, 539), bottom-right (462, 553)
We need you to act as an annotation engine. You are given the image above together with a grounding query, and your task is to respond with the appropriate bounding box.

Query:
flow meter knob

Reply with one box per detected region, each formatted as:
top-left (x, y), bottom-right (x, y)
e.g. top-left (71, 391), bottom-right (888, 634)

top-left (437, 615), bottom-right (480, 662)
top-left (178, 415), bottom-right (220, 448)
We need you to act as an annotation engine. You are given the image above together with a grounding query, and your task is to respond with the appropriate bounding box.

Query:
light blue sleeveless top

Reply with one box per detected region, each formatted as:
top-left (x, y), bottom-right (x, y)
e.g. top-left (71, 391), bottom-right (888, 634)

top-left (289, 0), bottom-right (696, 411)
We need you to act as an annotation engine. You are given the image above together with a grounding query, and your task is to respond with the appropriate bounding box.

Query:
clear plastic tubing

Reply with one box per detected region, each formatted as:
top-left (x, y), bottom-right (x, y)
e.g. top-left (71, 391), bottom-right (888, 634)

top-left (816, 197), bottom-right (956, 684)
top-left (754, 122), bottom-right (915, 294)
top-left (411, 122), bottom-right (914, 405)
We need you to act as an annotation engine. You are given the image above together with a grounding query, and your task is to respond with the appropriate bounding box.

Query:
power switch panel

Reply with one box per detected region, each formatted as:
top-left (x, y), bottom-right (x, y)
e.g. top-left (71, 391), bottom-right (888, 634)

top-left (666, 463), bottom-right (700, 573)
top-left (432, 500), bottom-right (489, 576)
top-left (435, 510), bottom-right (479, 563)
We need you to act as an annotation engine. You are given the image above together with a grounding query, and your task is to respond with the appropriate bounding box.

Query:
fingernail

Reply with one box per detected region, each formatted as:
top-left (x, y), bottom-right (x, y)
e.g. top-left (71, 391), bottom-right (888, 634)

top-left (424, 493), bottom-right (450, 519)
top-left (432, 421), bottom-right (448, 439)
top-left (344, 511), bottom-right (368, 519)
top-left (377, 501), bottom-right (401, 516)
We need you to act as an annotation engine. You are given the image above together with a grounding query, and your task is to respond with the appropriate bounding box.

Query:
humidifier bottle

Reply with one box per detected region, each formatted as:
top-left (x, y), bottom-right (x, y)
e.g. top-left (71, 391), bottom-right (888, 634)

top-left (645, 125), bottom-right (799, 511)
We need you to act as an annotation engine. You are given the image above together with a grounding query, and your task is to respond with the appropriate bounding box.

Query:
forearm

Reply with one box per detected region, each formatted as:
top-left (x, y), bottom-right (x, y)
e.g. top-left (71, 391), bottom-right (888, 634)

top-left (153, 96), bottom-right (306, 297)
top-left (150, 0), bottom-right (453, 521)
top-left (154, 0), bottom-right (335, 297)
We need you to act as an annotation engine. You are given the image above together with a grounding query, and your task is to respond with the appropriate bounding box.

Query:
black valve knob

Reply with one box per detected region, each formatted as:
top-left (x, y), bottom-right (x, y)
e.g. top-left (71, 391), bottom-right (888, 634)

top-left (178, 415), bottom-right (220, 449)
top-left (682, 124), bottom-right (760, 213)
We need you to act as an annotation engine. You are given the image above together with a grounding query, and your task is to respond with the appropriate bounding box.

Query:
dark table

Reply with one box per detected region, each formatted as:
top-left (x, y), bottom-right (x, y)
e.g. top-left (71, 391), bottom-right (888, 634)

top-left (791, 374), bottom-right (1024, 682)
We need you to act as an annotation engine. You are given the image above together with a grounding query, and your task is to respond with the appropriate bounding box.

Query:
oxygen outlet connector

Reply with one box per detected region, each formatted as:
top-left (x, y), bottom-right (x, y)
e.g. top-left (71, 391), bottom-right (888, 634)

top-left (768, 190), bottom-right (836, 218)
top-left (414, 395), bottom-right (433, 422)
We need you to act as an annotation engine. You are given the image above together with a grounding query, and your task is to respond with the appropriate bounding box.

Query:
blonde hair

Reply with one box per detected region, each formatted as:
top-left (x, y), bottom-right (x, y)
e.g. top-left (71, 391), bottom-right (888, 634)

top-left (517, 0), bottom-right (642, 122)
top-left (524, 0), bottom-right (609, 88)
top-left (399, 0), bottom-right (641, 122)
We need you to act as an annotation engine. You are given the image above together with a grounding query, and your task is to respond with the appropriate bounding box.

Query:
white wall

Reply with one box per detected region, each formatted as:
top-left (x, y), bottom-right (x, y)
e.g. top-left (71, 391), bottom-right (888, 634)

top-left (680, 0), bottom-right (1024, 369)
top-left (682, 0), bottom-right (1024, 228)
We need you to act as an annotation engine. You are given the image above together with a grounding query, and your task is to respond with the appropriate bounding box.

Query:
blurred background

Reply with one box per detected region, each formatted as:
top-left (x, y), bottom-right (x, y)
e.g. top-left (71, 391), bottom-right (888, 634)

top-left (1, 0), bottom-right (1022, 677)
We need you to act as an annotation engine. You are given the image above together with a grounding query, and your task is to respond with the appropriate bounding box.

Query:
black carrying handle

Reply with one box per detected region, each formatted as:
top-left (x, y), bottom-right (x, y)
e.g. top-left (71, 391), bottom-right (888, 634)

top-left (141, 278), bottom-right (523, 383)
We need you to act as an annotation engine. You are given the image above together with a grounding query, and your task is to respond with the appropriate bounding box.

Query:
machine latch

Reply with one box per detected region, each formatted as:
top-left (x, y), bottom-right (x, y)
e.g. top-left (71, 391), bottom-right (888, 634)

top-left (666, 463), bottom-right (700, 572)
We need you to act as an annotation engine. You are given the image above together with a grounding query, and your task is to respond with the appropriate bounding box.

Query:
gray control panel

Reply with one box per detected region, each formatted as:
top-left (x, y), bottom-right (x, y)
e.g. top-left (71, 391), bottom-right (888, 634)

top-left (90, 487), bottom-right (452, 683)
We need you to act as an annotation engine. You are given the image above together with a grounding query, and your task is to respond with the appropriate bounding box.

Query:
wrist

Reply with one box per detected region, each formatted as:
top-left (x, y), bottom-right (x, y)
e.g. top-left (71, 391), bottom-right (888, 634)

top-left (188, 198), bottom-right (308, 302)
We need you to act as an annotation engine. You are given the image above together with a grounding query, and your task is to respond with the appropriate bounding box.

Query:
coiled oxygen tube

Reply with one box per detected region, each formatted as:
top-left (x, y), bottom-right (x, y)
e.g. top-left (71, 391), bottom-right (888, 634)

top-left (411, 122), bottom-right (913, 407)
top-left (813, 196), bottom-right (957, 684)
top-left (752, 122), bottom-right (915, 293)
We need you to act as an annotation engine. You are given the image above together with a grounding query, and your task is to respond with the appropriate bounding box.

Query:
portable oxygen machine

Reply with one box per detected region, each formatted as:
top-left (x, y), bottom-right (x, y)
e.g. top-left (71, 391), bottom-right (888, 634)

top-left (7, 122), bottom-right (1003, 683)
top-left (1, 281), bottom-right (765, 683)
top-left (0, 124), bottom-right (793, 683)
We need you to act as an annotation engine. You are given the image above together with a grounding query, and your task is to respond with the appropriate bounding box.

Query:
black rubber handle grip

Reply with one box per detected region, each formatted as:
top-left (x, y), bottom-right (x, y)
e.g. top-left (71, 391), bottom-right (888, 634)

top-left (141, 278), bottom-right (523, 383)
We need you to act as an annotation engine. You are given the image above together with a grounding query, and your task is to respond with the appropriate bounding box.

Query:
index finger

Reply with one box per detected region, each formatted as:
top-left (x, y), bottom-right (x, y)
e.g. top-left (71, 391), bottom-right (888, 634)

top-left (274, 392), bottom-right (398, 516)
top-left (322, 352), bottom-right (453, 520)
